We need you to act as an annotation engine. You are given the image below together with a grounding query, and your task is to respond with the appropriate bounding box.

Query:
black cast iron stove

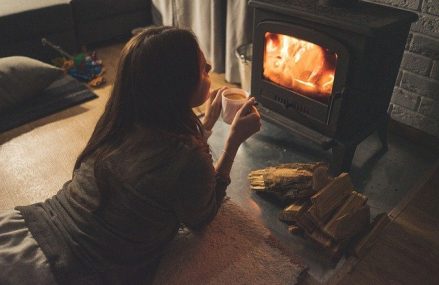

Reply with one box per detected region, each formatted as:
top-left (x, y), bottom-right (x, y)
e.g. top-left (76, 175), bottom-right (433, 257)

top-left (248, 0), bottom-right (418, 175)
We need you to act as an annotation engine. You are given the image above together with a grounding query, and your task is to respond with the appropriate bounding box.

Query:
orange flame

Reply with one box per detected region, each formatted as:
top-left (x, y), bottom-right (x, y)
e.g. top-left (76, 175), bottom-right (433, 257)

top-left (263, 32), bottom-right (337, 102)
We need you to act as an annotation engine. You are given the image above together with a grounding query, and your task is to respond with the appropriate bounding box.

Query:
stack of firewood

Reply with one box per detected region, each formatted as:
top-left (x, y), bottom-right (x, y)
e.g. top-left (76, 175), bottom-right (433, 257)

top-left (248, 162), bottom-right (389, 260)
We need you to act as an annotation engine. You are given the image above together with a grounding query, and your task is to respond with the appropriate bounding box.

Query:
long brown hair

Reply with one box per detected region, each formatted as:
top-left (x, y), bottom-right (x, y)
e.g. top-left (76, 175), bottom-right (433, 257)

top-left (74, 26), bottom-right (205, 175)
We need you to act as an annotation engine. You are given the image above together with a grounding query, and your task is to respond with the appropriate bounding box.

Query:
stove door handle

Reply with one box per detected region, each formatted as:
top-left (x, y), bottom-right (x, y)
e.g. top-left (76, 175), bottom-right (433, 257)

top-left (333, 87), bottom-right (347, 99)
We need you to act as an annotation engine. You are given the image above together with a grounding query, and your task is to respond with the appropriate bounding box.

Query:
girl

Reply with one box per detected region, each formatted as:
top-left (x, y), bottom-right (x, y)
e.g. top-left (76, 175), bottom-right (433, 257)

top-left (0, 27), bottom-right (261, 284)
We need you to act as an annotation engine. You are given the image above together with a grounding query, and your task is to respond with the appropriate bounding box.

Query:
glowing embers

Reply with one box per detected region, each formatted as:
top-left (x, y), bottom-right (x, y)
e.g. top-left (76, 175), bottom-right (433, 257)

top-left (263, 32), bottom-right (338, 103)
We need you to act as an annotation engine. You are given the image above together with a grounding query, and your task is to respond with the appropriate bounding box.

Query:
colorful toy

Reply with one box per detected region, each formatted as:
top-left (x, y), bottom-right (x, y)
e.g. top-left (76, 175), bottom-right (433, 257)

top-left (41, 38), bottom-right (105, 87)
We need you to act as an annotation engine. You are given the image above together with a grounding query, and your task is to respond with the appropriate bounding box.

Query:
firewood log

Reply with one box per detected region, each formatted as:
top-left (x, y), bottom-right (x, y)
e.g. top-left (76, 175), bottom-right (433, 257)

top-left (329, 205), bottom-right (370, 240)
top-left (323, 191), bottom-right (368, 240)
top-left (295, 210), bottom-right (318, 234)
top-left (327, 239), bottom-right (350, 262)
top-left (248, 162), bottom-right (329, 200)
top-left (305, 228), bottom-right (333, 248)
top-left (309, 173), bottom-right (353, 222)
top-left (282, 183), bottom-right (314, 201)
top-left (288, 225), bottom-right (303, 235)
top-left (278, 201), bottom-right (309, 223)
top-left (249, 167), bottom-right (313, 192)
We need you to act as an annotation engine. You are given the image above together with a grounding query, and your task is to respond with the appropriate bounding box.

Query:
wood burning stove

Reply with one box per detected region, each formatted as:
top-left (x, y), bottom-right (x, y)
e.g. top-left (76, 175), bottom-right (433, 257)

top-left (249, 0), bottom-right (417, 175)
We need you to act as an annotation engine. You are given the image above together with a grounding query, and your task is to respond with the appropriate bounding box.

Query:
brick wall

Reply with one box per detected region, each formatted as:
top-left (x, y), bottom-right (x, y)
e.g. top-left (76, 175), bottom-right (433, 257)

top-left (367, 0), bottom-right (439, 138)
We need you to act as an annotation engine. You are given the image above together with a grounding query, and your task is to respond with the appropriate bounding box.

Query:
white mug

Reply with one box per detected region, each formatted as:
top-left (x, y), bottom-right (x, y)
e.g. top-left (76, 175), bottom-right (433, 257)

top-left (221, 88), bottom-right (249, 124)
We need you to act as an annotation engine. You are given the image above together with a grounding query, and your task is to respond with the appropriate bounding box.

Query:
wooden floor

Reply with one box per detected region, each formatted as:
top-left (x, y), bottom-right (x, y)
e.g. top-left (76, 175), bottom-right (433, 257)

top-left (1, 41), bottom-right (438, 285)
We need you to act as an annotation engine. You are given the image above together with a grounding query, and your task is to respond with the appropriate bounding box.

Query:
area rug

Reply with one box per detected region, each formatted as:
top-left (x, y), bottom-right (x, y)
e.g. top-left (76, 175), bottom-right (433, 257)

top-left (153, 199), bottom-right (308, 285)
top-left (0, 75), bottom-right (97, 132)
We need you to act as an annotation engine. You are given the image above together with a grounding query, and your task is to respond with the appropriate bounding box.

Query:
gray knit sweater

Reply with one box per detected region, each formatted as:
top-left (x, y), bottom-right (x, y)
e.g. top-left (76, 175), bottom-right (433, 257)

top-left (16, 130), bottom-right (229, 285)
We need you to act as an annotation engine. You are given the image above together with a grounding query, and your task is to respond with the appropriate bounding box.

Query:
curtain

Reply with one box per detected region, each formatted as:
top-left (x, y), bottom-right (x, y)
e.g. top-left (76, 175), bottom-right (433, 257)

top-left (151, 0), bottom-right (252, 84)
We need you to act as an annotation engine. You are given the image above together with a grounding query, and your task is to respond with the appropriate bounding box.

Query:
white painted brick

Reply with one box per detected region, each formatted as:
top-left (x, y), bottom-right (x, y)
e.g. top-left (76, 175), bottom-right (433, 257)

top-left (411, 14), bottom-right (439, 39)
top-left (400, 51), bottom-right (432, 76)
top-left (367, 0), bottom-right (421, 11)
top-left (422, 0), bottom-right (439, 16)
top-left (400, 71), bottom-right (439, 99)
top-left (367, 0), bottom-right (439, 137)
top-left (409, 33), bottom-right (439, 59)
top-left (405, 33), bottom-right (413, 50)
top-left (431, 60), bottom-right (439, 80)
top-left (418, 96), bottom-right (439, 119)
top-left (391, 104), bottom-right (439, 136)
top-left (396, 70), bottom-right (403, 85)
top-left (391, 87), bottom-right (420, 110)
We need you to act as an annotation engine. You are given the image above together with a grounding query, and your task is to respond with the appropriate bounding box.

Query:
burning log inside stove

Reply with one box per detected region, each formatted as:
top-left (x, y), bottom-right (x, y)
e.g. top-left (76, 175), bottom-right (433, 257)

top-left (249, 165), bottom-right (385, 260)
top-left (263, 32), bottom-right (337, 103)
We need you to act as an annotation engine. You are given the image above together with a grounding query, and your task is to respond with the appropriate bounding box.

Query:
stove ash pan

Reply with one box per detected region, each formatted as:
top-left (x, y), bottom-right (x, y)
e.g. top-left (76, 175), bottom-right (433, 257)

top-left (249, 0), bottom-right (417, 174)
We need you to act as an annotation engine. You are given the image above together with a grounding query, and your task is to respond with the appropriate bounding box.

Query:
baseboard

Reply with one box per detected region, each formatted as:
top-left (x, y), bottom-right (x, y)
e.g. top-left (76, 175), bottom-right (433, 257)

top-left (388, 119), bottom-right (439, 152)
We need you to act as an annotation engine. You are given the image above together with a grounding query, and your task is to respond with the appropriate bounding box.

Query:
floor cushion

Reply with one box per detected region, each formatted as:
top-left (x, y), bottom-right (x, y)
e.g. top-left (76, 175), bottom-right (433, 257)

top-left (0, 74), bottom-right (98, 133)
top-left (0, 56), bottom-right (64, 113)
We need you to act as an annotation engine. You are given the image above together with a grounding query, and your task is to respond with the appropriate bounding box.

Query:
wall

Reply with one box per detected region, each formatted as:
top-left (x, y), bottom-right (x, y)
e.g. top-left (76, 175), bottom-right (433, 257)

top-left (367, 0), bottom-right (439, 138)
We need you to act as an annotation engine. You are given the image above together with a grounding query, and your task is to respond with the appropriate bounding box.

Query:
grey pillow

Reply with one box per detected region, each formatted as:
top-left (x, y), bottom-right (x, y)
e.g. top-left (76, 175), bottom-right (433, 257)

top-left (0, 56), bottom-right (64, 113)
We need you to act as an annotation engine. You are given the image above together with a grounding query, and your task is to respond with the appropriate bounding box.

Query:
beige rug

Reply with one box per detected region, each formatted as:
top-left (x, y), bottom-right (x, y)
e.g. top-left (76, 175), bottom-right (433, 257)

top-left (154, 199), bottom-right (307, 285)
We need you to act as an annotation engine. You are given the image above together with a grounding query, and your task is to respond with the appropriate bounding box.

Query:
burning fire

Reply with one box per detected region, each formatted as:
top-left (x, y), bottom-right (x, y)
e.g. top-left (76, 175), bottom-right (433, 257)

top-left (263, 32), bottom-right (337, 101)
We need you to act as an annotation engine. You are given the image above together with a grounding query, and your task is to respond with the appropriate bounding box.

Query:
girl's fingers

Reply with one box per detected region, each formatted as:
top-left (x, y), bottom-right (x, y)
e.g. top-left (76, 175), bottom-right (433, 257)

top-left (212, 87), bottom-right (227, 105)
top-left (213, 89), bottom-right (224, 103)
top-left (238, 97), bottom-right (256, 116)
top-left (208, 88), bottom-right (220, 102)
top-left (216, 86), bottom-right (228, 97)
top-left (253, 105), bottom-right (260, 117)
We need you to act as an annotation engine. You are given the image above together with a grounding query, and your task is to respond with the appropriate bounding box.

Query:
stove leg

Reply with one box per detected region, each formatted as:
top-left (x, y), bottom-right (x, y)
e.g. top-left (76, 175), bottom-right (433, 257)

top-left (330, 142), bottom-right (357, 176)
top-left (377, 114), bottom-right (389, 151)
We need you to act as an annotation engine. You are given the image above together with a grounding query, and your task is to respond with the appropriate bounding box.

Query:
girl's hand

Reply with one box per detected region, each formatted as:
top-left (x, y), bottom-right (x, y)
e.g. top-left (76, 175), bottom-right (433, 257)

top-left (202, 87), bottom-right (227, 131)
top-left (227, 97), bottom-right (261, 147)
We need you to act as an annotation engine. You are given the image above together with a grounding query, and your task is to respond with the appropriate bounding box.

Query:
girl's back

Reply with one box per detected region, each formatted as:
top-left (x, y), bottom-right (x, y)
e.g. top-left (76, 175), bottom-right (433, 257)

top-left (17, 128), bottom-right (216, 284)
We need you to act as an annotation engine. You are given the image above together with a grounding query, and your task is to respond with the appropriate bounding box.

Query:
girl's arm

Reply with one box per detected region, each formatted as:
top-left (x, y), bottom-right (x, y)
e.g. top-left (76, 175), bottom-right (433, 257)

top-left (173, 147), bottom-right (225, 230)
top-left (174, 98), bottom-right (260, 230)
